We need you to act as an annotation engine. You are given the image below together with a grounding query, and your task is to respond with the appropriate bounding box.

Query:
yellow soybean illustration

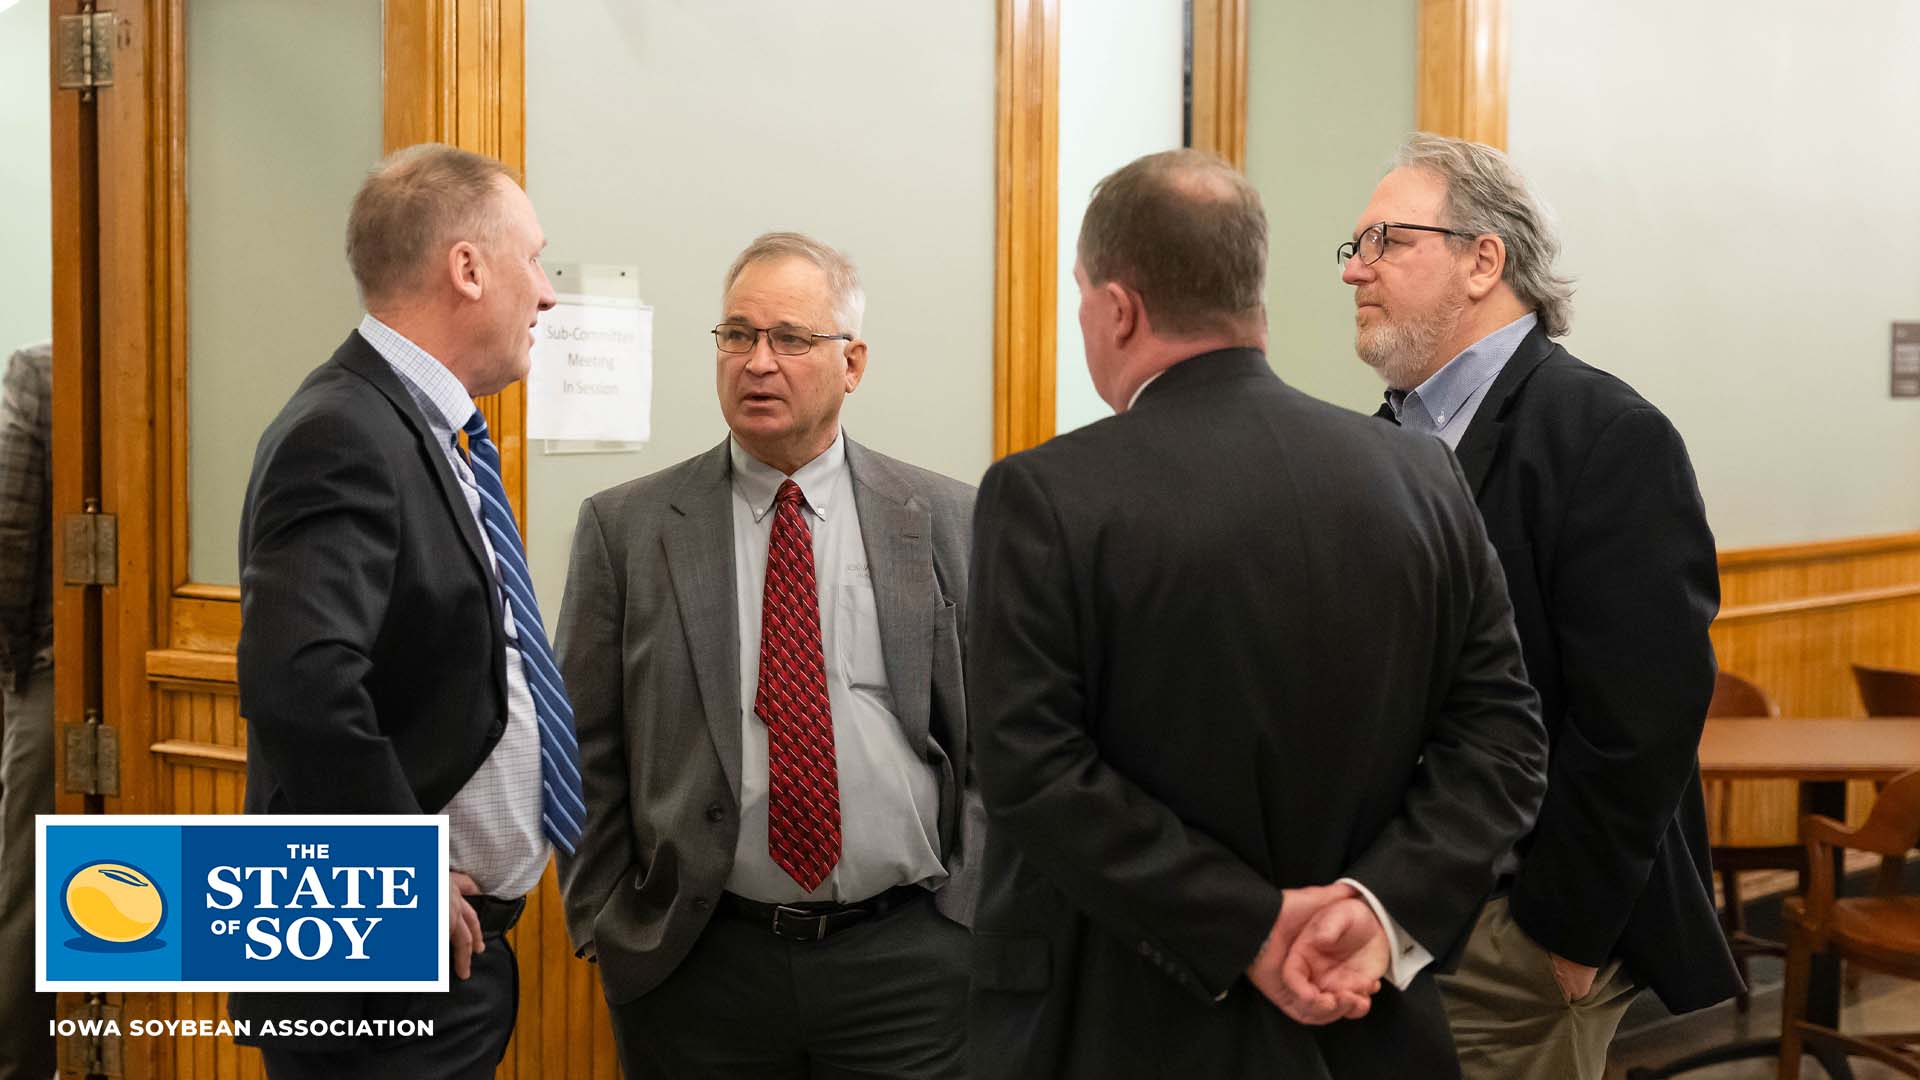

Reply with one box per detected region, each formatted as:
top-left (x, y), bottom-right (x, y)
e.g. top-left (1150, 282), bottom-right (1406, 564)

top-left (65, 863), bottom-right (165, 943)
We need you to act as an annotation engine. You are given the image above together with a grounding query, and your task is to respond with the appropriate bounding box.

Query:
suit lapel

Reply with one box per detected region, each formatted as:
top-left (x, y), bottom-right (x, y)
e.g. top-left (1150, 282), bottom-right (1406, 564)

top-left (1452, 326), bottom-right (1555, 496)
top-left (663, 442), bottom-right (744, 796)
top-left (846, 438), bottom-right (936, 755)
top-left (334, 333), bottom-right (494, 605)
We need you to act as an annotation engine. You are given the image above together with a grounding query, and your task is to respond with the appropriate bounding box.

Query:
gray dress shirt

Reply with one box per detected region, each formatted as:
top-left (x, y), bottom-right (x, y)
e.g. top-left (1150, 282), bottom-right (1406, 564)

top-left (726, 432), bottom-right (946, 903)
top-left (360, 314), bottom-right (549, 900)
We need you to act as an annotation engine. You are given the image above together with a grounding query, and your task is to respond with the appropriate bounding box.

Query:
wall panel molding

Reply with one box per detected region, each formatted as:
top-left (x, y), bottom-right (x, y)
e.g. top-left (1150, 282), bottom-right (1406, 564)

top-left (383, 0), bottom-right (529, 527)
top-left (1189, 0), bottom-right (1248, 169)
top-left (1711, 531), bottom-right (1920, 844)
top-left (1416, 0), bottom-right (1508, 147)
top-left (994, 0), bottom-right (1060, 459)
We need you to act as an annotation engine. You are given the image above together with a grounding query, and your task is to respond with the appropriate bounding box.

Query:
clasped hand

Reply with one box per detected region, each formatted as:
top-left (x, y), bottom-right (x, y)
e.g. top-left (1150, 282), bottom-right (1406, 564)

top-left (1244, 882), bottom-right (1390, 1025)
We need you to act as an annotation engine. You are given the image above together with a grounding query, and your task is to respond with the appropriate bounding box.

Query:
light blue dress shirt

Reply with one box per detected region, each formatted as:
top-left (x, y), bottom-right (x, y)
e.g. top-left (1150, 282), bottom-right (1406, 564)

top-left (1386, 313), bottom-right (1538, 449)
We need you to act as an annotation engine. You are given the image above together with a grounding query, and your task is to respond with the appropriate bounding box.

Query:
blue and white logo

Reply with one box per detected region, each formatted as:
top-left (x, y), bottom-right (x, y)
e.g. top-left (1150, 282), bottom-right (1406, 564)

top-left (37, 815), bottom-right (448, 992)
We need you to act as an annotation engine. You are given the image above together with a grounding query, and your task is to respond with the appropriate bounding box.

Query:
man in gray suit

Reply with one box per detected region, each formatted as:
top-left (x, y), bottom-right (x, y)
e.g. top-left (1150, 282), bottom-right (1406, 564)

top-left (556, 232), bottom-right (979, 1079)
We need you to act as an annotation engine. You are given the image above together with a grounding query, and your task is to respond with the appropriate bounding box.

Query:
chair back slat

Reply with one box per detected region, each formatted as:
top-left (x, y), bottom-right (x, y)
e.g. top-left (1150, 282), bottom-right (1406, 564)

top-left (1709, 671), bottom-right (1778, 718)
top-left (1853, 663), bottom-right (1920, 717)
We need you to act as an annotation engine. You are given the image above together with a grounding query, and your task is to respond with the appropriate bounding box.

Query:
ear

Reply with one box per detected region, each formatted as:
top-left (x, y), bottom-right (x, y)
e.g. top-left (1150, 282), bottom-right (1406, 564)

top-left (1104, 281), bottom-right (1141, 344)
top-left (1464, 234), bottom-right (1507, 301)
top-left (841, 337), bottom-right (868, 394)
top-left (448, 241), bottom-right (484, 302)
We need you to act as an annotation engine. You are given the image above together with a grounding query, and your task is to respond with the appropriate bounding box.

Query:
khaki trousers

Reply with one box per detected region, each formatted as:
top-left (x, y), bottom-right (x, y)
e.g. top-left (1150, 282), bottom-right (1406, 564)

top-left (1438, 895), bottom-right (1638, 1080)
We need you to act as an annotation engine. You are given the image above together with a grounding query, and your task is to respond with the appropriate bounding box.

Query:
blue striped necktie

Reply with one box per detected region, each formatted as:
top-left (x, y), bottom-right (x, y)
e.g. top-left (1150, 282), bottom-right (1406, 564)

top-left (461, 411), bottom-right (586, 854)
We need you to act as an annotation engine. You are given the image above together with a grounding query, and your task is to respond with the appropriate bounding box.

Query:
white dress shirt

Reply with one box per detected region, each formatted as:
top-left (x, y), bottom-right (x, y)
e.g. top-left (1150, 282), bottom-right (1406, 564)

top-left (725, 432), bottom-right (947, 904)
top-left (359, 314), bottom-right (549, 900)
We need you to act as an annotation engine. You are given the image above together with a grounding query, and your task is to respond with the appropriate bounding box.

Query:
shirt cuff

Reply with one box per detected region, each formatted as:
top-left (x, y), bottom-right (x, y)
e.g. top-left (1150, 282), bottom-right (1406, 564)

top-left (1336, 877), bottom-right (1433, 990)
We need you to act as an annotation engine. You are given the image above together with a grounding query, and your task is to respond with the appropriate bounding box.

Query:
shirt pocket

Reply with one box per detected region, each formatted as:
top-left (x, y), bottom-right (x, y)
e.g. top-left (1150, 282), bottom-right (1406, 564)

top-left (838, 579), bottom-right (890, 690)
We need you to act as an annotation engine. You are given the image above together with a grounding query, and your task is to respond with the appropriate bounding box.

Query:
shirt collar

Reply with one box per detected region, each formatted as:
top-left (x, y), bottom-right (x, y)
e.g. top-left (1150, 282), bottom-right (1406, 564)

top-left (1125, 370), bottom-right (1166, 412)
top-left (358, 313), bottom-right (479, 435)
top-left (1387, 311), bottom-right (1537, 425)
top-left (729, 430), bottom-right (845, 524)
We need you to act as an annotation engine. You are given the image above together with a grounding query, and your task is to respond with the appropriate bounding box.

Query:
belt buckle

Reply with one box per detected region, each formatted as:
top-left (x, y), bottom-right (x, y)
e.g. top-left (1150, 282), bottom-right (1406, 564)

top-left (770, 904), bottom-right (828, 943)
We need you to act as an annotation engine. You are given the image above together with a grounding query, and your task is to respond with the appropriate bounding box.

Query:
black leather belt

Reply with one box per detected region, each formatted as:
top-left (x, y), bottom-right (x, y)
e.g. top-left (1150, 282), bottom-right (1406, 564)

top-left (717, 883), bottom-right (925, 943)
top-left (468, 894), bottom-right (526, 937)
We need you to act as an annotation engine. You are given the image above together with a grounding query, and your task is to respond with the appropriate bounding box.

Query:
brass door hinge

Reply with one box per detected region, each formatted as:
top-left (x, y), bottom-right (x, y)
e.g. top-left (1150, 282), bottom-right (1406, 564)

top-left (57, 998), bottom-right (124, 1079)
top-left (63, 708), bottom-right (121, 797)
top-left (55, 10), bottom-right (116, 97)
top-left (63, 498), bottom-right (117, 586)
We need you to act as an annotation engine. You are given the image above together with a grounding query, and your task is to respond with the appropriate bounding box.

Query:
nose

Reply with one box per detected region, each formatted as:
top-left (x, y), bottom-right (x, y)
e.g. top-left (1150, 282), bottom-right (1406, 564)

top-left (536, 268), bottom-right (558, 312)
top-left (744, 333), bottom-right (779, 375)
top-left (1340, 252), bottom-right (1372, 287)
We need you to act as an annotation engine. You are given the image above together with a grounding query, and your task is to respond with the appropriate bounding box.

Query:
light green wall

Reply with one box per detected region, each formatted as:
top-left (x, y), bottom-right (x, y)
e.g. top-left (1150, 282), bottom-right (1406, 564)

top-left (0, 1), bottom-right (51, 354)
top-left (1509, 0), bottom-right (1920, 547)
top-left (1055, 0), bottom-right (1185, 433)
top-left (524, 2), bottom-right (996, 621)
top-left (185, 0), bottom-right (382, 583)
top-left (1245, 1), bottom-right (1418, 412)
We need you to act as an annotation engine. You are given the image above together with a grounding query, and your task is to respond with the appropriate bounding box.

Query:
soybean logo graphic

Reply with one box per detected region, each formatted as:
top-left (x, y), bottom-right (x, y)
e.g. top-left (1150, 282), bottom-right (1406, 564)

top-left (63, 862), bottom-right (168, 949)
top-left (38, 815), bottom-right (447, 992)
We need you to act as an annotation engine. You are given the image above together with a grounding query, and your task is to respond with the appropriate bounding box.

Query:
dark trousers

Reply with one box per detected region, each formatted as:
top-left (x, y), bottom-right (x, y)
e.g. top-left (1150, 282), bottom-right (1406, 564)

top-left (0, 675), bottom-right (56, 1080)
top-left (609, 890), bottom-right (970, 1079)
top-left (260, 922), bottom-right (518, 1080)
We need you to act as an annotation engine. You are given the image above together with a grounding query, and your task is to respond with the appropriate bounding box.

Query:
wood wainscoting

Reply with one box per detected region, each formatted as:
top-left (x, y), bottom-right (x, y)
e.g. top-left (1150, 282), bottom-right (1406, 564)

top-left (1709, 531), bottom-right (1920, 845)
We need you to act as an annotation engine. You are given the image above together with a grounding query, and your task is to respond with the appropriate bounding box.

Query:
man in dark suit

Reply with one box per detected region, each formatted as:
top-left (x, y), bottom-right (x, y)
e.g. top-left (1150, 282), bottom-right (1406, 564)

top-left (0, 341), bottom-right (55, 1080)
top-left (232, 143), bottom-right (579, 1079)
top-left (966, 149), bottom-right (1550, 1079)
top-left (555, 232), bottom-right (980, 1078)
top-left (1346, 133), bottom-right (1741, 1079)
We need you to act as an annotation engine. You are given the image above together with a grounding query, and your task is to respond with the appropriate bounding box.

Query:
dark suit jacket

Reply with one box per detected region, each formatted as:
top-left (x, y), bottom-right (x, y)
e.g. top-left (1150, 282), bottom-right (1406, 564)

top-left (230, 330), bottom-right (510, 1045)
top-left (967, 349), bottom-right (1550, 1079)
top-left (554, 436), bottom-right (982, 1005)
top-left (0, 343), bottom-right (53, 691)
top-left (1378, 327), bottom-right (1741, 1013)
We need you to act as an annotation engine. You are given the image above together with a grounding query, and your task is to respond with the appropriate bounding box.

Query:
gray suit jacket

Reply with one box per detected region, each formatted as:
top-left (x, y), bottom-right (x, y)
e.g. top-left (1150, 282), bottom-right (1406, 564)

top-left (555, 435), bottom-right (981, 1004)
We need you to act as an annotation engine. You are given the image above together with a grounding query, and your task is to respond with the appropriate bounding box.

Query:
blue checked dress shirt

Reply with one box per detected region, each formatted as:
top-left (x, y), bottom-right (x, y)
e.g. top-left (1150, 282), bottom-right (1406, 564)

top-left (360, 315), bottom-right (581, 896)
top-left (460, 410), bottom-right (586, 854)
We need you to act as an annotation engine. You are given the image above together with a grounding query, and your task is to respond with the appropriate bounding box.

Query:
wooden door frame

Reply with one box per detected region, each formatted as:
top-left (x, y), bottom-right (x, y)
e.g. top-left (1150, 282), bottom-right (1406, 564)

top-left (990, 0), bottom-right (1505, 458)
top-left (48, 2), bottom-right (599, 1076)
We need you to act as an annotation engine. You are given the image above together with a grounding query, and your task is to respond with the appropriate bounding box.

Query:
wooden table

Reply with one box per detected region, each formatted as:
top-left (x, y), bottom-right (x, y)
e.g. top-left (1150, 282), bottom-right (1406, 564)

top-left (1628, 717), bottom-right (1920, 1080)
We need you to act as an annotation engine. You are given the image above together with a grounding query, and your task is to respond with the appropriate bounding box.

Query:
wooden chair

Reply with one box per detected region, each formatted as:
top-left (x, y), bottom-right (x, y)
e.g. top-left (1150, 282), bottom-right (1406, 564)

top-left (1777, 767), bottom-right (1920, 1079)
top-left (1850, 662), bottom-right (1920, 988)
top-left (1855, 664), bottom-right (1920, 718)
top-left (1707, 671), bottom-right (1800, 1012)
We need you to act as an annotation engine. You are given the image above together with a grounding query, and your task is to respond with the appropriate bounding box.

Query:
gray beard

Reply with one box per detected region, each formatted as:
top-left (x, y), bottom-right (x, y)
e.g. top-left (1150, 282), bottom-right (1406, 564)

top-left (1355, 293), bottom-right (1468, 392)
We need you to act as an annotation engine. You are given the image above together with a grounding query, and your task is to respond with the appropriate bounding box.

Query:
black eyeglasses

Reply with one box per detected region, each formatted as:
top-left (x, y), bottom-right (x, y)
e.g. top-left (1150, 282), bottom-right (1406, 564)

top-left (711, 323), bottom-right (853, 356)
top-left (1336, 221), bottom-right (1479, 267)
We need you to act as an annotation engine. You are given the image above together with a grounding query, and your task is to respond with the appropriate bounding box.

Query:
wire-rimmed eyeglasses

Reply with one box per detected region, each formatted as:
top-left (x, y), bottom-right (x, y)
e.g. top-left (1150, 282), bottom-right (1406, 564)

top-left (711, 323), bottom-right (854, 356)
top-left (1336, 221), bottom-right (1478, 267)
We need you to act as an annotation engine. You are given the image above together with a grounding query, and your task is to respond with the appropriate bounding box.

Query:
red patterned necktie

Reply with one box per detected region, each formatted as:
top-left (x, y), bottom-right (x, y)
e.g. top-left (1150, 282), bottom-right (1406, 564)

top-left (756, 479), bottom-right (841, 892)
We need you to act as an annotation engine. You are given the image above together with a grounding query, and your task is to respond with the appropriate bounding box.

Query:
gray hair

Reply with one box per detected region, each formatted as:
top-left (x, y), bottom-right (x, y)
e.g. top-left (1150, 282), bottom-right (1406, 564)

top-left (723, 232), bottom-right (867, 334)
top-left (1393, 133), bottom-right (1574, 337)
top-left (346, 143), bottom-right (518, 306)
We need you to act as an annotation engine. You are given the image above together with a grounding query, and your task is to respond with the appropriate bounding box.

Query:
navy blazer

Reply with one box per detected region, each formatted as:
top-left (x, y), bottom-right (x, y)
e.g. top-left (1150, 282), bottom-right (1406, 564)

top-left (231, 330), bottom-right (511, 1047)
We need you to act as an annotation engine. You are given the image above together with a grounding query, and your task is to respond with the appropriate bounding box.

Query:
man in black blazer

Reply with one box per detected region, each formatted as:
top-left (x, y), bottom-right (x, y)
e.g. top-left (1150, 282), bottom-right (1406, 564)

top-left (1346, 134), bottom-right (1741, 1079)
top-left (966, 149), bottom-right (1549, 1079)
top-left (232, 144), bottom-right (575, 1079)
